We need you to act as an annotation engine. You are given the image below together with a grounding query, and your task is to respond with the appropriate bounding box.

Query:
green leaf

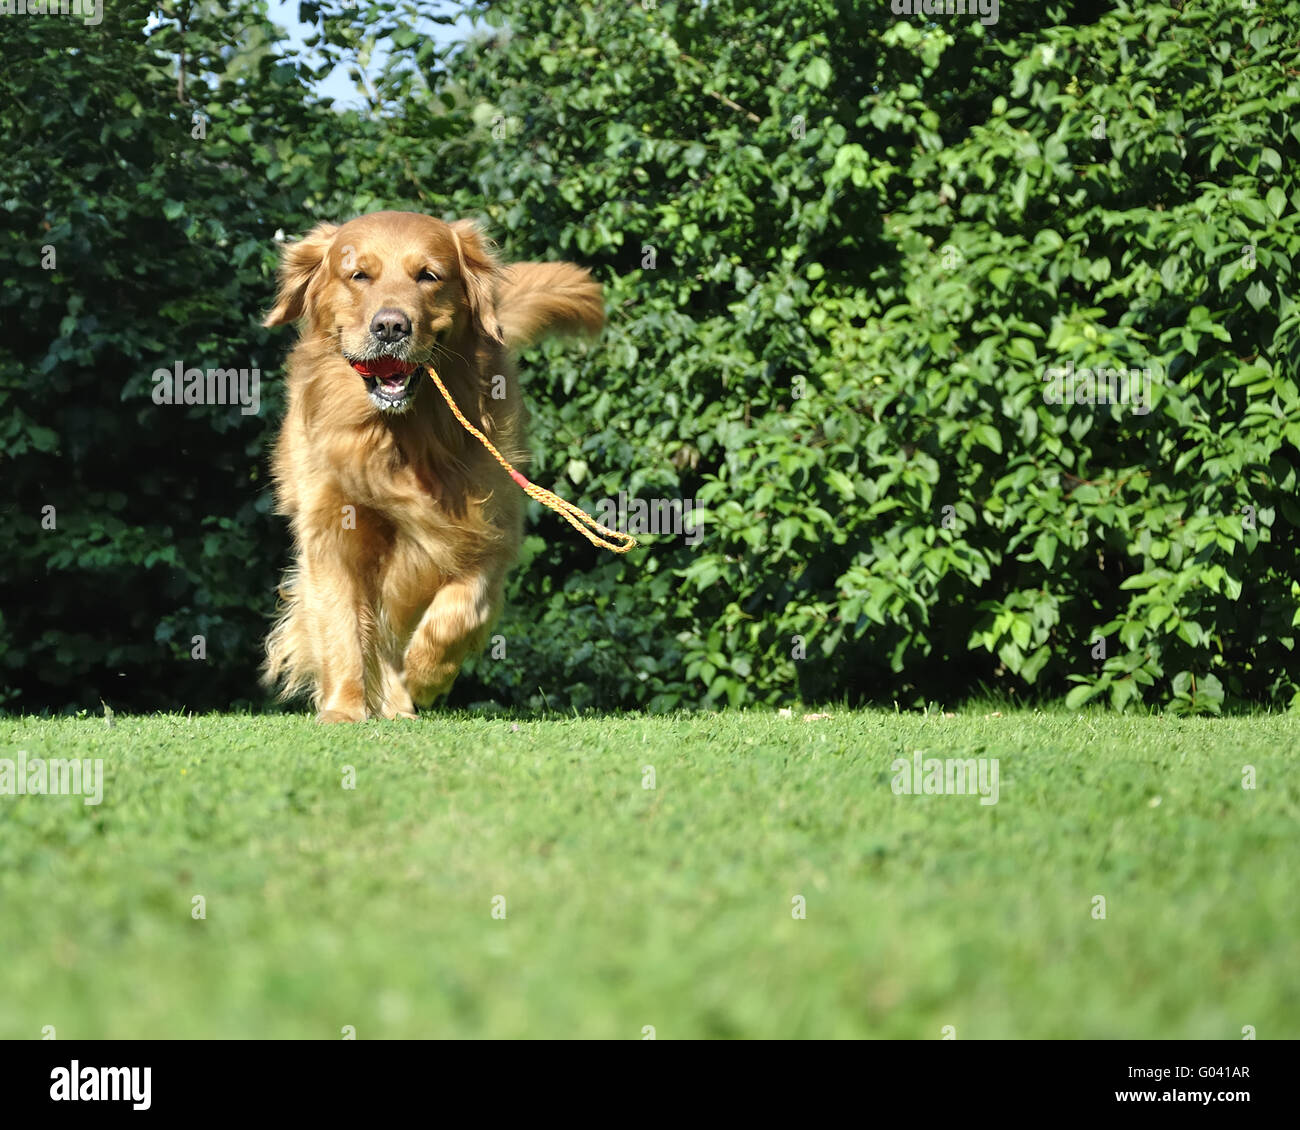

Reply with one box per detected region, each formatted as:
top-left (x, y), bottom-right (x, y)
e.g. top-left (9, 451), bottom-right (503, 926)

top-left (971, 424), bottom-right (1002, 454)
top-left (805, 58), bottom-right (832, 90)
top-left (1246, 280), bottom-right (1271, 311)
top-left (1065, 683), bottom-right (1100, 710)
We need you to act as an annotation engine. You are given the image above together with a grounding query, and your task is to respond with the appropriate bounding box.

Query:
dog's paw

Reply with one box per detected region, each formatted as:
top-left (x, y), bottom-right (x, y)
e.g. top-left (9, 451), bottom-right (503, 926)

top-left (316, 708), bottom-right (366, 724)
top-left (405, 665), bottom-right (458, 708)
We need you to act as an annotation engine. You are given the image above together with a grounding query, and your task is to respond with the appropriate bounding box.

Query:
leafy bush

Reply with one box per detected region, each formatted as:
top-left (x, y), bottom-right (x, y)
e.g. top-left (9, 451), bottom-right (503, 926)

top-left (442, 0), bottom-right (1300, 713)
top-left (2, 1), bottom-right (1296, 714)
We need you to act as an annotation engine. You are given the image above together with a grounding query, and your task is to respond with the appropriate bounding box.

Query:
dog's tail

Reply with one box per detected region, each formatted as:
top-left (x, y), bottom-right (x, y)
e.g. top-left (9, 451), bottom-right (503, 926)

top-left (494, 262), bottom-right (604, 351)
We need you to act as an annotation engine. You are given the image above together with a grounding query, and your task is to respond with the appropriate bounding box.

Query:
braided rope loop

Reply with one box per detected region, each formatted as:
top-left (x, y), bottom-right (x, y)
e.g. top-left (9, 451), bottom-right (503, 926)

top-left (425, 365), bottom-right (638, 554)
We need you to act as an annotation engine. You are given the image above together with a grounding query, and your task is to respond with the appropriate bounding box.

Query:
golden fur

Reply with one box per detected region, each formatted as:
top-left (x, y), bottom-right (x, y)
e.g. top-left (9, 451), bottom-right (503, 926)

top-left (261, 211), bottom-right (603, 722)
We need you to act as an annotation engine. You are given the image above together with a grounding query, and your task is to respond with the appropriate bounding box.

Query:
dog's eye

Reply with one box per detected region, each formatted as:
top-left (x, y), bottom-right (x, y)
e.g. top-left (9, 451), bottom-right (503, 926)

top-left (418, 269), bottom-right (441, 283)
top-left (351, 271), bottom-right (370, 281)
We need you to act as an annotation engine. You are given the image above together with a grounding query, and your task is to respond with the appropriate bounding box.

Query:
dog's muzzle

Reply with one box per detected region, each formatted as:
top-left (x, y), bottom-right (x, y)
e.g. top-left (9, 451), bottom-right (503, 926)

top-left (351, 357), bottom-right (418, 411)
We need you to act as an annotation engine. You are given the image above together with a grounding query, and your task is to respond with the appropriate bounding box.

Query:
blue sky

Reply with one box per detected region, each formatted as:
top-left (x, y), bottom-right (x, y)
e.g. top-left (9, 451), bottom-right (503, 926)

top-left (264, 0), bottom-right (475, 108)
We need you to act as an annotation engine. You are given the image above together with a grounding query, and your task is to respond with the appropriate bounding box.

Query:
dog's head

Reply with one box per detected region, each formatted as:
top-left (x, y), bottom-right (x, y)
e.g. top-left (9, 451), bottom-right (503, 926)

top-left (264, 212), bottom-right (502, 413)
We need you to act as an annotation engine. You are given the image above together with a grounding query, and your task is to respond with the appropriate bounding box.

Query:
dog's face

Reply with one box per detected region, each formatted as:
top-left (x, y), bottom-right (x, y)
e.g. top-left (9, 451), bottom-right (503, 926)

top-left (264, 212), bottom-right (502, 413)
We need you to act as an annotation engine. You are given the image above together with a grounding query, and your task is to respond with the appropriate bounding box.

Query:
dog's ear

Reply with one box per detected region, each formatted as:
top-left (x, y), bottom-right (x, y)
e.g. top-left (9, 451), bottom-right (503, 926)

top-left (449, 219), bottom-right (504, 343)
top-left (263, 222), bottom-right (339, 327)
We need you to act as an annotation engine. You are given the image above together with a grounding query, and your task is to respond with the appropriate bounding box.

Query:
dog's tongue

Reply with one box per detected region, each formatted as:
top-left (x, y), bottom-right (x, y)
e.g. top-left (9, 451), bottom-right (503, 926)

top-left (351, 358), bottom-right (416, 380)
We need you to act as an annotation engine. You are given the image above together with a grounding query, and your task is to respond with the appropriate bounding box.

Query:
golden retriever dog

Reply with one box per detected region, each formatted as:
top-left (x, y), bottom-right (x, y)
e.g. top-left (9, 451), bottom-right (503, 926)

top-left (261, 211), bottom-right (602, 722)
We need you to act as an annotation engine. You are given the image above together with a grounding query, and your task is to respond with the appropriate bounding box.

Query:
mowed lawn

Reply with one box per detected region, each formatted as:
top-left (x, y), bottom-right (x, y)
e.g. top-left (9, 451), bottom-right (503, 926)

top-left (0, 709), bottom-right (1295, 1039)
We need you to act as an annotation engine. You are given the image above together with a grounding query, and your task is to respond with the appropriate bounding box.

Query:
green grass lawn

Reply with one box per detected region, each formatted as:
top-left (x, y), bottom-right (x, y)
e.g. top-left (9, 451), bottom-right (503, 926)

top-left (0, 709), bottom-right (1295, 1039)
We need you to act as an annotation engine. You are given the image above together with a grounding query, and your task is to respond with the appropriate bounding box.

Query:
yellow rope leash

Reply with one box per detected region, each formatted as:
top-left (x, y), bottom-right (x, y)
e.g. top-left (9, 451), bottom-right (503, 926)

top-left (425, 364), bottom-right (637, 554)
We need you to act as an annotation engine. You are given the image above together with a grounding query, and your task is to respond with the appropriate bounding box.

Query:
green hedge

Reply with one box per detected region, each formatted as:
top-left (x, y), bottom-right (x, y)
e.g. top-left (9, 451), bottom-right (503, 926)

top-left (2, 1), bottom-right (1297, 714)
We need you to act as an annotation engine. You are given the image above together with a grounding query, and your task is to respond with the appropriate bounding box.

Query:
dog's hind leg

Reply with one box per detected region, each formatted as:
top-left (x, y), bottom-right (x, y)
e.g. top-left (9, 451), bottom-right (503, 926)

top-left (377, 661), bottom-right (418, 719)
top-left (373, 616), bottom-right (417, 720)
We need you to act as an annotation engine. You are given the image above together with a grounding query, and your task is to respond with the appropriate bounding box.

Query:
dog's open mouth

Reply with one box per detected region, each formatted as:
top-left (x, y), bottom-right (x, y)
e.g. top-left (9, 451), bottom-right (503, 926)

top-left (351, 357), bottom-right (419, 410)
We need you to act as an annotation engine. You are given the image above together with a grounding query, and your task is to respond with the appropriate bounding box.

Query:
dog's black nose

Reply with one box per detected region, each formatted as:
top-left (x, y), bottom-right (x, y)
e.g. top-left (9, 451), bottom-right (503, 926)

top-left (370, 308), bottom-right (412, 343)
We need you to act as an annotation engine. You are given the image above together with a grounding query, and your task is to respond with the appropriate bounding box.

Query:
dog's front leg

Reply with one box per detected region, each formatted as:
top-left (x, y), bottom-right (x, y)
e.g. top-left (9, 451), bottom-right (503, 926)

top-left (403, 571), bottom-right (505, 707)
top-left (299, 523), bottom-right (373, 724)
